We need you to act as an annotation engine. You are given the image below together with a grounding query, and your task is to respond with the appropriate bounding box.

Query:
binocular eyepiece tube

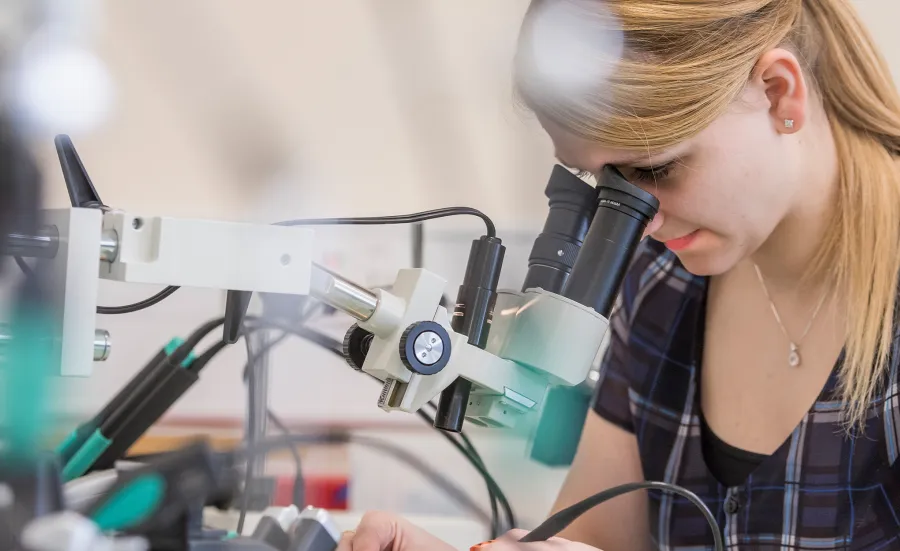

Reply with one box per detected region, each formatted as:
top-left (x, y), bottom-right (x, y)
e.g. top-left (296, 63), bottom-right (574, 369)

top-left (524, 165), bottom-right (660, 317)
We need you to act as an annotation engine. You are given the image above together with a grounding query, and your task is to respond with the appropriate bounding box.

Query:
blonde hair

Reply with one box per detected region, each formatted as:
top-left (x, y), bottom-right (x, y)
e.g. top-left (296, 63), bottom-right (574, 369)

top-left (515, 0), bottom-right (900, 430)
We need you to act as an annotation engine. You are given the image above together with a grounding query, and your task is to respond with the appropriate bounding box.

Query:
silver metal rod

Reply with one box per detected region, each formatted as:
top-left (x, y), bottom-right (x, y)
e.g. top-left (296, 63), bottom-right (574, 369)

top-left (6, 225), bottom-right (59, 259)
top-left (310, 264), bottom-right (378, 321)
top-left (99, 229), bottom-right (118, 262)
top-left (0, 325), bottom-right (111, 362)
top-left (93, 329), bottom-right (111, 361)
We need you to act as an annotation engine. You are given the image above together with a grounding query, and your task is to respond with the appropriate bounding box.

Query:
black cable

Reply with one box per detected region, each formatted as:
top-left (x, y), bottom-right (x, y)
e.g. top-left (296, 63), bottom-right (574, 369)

top-left (236, 433), bottom-right (492, 526)
top-left (13, 256), bottom-right (34, 278)
top-left (160, 312), bottom-right (511, 534)
top-left (266, 409), bottom-right (306, 510)
top-left (419, 401), bottom-right (501, 535)
top-left (12, 253), bottom-right (182, 315)
top-left (276, 207), bottom-right (496, 238)
top-left (189, 339), bottom-right (229, 372)
top-left (242, 319), bottom-right (515, 536)
top-left (185, 316), bottom-right (231, 351)
top-left (456, 430), bottom-right (503, 535)
top-left (427, 404), bottom-right (504, 537)
top-left (236, 353), bottom-right (256, 536)
top-left (96, 285), bottom-right (180, 315)
top-left (237, 305), bottom-right (322, 533)
top-left (416, 408), bottom-right (513, 536)
top-left (520, 481), bottom-right (723, 550)
top-left (240, 326), bottom-right (337, 380)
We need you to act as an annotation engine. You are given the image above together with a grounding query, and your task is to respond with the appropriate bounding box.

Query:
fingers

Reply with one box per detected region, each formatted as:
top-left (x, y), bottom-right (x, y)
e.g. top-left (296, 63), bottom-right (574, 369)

top-left (343, 511), bottom-right (399, 551)
top-left (337, 531), bottom-right (355, 551)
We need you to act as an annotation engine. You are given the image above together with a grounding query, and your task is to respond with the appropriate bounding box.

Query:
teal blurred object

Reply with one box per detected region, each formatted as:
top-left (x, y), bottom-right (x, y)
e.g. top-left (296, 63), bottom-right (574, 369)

top-left (60, 429), bottom-right (111, 481)
top-left (1, 306), bottom-right (57, 466)
top-left (528, 385), bottom-right (592, 467)
top-left (57, 336), bottom-right (200, 481)
top-left (90, 472), bottom-right (166, 532)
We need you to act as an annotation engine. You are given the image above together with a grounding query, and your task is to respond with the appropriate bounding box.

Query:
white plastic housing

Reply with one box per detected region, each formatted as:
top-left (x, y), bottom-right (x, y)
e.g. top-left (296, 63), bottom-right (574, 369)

top-left (100, 212), bottom-right (314, 294)
top-left (42, 208), bottom-right (103, 377)
top-left (497, 288), bottom-right (609, 386)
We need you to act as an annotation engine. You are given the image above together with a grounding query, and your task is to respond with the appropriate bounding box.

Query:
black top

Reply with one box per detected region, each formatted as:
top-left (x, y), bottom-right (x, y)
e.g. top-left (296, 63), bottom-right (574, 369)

top-left (699, 413), bottom-right (767, 488)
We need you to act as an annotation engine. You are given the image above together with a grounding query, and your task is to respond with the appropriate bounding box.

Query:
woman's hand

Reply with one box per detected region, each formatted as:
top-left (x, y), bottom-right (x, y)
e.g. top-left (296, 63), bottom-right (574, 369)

top-left (336, 511), bottom-right (456, 551)
top-left (478, 530), bottom-right (602, 550)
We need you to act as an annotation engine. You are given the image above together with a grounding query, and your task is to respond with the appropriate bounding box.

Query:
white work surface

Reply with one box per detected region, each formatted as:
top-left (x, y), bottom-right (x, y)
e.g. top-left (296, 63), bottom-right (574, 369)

top-left (204, 508), bottom-right (490, 550)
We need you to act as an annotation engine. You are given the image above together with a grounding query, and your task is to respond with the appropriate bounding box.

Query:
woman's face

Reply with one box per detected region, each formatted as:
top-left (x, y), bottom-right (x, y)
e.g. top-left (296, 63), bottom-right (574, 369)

top-left (542, 84), bottom-right (813, 276)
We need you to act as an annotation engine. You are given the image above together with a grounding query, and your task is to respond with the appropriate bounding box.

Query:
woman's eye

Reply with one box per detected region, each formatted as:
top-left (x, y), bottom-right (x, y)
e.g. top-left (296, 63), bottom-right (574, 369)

top-left (630, 163), bottom-right (674, 183)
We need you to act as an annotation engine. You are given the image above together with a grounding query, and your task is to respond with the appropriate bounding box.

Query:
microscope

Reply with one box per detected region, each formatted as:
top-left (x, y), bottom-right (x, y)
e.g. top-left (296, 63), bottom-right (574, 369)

top-left (1, 136), bottom-right (659, 550)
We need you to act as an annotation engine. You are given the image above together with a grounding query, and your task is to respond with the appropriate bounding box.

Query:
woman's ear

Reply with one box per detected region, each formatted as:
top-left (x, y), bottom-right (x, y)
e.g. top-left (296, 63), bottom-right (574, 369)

top-left (752, 48), bottom-right (809, 134)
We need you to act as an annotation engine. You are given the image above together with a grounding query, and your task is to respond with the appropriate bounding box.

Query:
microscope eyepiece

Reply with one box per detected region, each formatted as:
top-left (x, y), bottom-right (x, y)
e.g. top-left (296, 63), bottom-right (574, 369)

top-left (562, 165), bottom-right (660, 318)
top-left (595, 165), bottom-right (659, 225)
top-left (522, 165), bottom-right (599, 294)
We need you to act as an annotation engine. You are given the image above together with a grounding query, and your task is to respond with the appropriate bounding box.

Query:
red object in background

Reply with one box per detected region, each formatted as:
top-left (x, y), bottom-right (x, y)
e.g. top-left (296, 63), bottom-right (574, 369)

top-left (274, 475), bottom-right (349, 510)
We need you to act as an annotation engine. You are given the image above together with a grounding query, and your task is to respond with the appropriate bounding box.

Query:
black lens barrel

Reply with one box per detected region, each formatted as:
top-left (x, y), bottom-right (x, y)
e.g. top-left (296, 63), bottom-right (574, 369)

top-left (561, 166), bottom-right (659, 318)
top-left (522, 165), bottom-right (599, 294)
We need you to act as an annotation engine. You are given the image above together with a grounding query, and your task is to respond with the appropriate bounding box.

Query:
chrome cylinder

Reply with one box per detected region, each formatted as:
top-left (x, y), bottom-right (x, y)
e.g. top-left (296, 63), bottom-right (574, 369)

top-left (93, 329), bottom-right (111, 361)
top-left (99, 229), bottom-right (118, 262)
top-left (310, 264), bottom-right (378, 321)
top-left (5, 225), bottom-right (59, 259)
top-left (0, 325), bottom-right (111, 362)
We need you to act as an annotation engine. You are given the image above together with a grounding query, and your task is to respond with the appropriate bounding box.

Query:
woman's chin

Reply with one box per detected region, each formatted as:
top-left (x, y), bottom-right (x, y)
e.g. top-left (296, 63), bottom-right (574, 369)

top-left (672, 240), bottom-right (737, 277)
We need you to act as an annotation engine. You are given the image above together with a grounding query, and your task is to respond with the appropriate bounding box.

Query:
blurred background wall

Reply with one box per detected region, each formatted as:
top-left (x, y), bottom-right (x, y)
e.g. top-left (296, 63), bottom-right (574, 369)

top-left (11, 0), bottom-right (900, 533)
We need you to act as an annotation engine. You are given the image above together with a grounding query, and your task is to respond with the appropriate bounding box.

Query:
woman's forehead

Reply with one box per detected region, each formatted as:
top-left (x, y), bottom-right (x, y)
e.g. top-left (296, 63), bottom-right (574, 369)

top-left (544, 117), bottom-right (688, 171)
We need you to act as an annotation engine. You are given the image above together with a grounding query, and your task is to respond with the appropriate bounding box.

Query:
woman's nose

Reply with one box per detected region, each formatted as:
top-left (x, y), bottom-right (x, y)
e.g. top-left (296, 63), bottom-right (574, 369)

top-left (643, 212), bottom-right (664, 239)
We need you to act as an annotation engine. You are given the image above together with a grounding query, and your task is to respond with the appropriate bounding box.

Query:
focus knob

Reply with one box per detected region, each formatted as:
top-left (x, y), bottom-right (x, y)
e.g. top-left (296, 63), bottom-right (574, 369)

top-left (343, 324), bottom-right (374, 371)
top-left (399, 321), bottom-right (452, 376)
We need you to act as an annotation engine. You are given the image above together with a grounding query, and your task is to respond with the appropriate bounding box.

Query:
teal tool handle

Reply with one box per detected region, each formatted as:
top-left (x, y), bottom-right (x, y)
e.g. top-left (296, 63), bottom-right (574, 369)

top-left (56, 424), bottom-right (96, 466)
top-left (90, 471), bottom-right (166, 532)
top-left (61, 429), bottom-right (111, 482)
top-left (84, 441), bottom-right (230, 533)
top-left (56, 338), bottom-right (191, 467)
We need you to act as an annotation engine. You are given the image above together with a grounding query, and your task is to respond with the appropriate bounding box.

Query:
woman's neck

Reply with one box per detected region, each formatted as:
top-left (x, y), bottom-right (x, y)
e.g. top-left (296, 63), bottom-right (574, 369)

top-left (749, 129), bottom-right (839, 293)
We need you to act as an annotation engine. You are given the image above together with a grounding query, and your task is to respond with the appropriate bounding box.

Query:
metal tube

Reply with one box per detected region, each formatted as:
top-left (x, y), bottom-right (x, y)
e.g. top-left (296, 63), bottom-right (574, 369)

top-left (0, 325), bottom-right (111, 362)
top-left (5, 225), bottom-right (59, 259)
top-left (99, 229), bottom-right (118, 262)
top-left (310, 264), bottom-right (378, 321)
top-left (93, 329), bottom-right (111, 361)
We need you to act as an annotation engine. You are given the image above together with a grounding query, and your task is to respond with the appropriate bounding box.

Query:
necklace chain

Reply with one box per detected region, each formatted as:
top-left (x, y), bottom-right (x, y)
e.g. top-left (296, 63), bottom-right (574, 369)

top-left (752, 263), bottom-right (829, 367)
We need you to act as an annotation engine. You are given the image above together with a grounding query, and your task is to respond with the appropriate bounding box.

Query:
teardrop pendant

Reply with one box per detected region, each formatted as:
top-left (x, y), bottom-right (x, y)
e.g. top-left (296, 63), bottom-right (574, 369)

top-left (788, 343), bottom-right (801, 368)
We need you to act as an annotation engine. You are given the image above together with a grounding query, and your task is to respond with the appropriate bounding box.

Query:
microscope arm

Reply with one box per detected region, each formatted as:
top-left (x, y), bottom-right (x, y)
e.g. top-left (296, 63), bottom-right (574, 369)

top-left (327, 266), bottom-right (610, 431)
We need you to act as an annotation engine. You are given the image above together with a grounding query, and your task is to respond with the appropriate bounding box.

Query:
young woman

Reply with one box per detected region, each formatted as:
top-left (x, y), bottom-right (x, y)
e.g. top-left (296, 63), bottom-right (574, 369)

top-left (338, 0), bottom-right (900, 549)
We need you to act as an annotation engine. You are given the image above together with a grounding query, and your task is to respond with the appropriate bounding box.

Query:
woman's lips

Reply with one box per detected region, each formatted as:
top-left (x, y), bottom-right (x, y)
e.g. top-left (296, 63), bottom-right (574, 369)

top-left (664, 230), bottom-right (699, 252)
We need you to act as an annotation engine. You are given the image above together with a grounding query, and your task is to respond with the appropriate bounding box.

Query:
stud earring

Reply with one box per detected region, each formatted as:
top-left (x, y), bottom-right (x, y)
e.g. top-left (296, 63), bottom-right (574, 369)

top-left (784, 119), bottom-right (795, 129)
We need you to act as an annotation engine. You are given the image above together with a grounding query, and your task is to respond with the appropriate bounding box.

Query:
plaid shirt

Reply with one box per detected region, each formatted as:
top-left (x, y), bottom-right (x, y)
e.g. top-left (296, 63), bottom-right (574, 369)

top-left (592, 239), bottom-right (900, 551)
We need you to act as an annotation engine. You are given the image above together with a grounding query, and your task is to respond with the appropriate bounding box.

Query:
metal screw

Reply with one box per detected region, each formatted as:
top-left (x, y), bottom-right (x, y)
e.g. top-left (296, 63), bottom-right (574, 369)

top-left (132, 218), bottom-right (144, 230)
top-left (557, 250), bottom-right (564, 257)
top-left (280, 254), bottom-right (292, 266)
